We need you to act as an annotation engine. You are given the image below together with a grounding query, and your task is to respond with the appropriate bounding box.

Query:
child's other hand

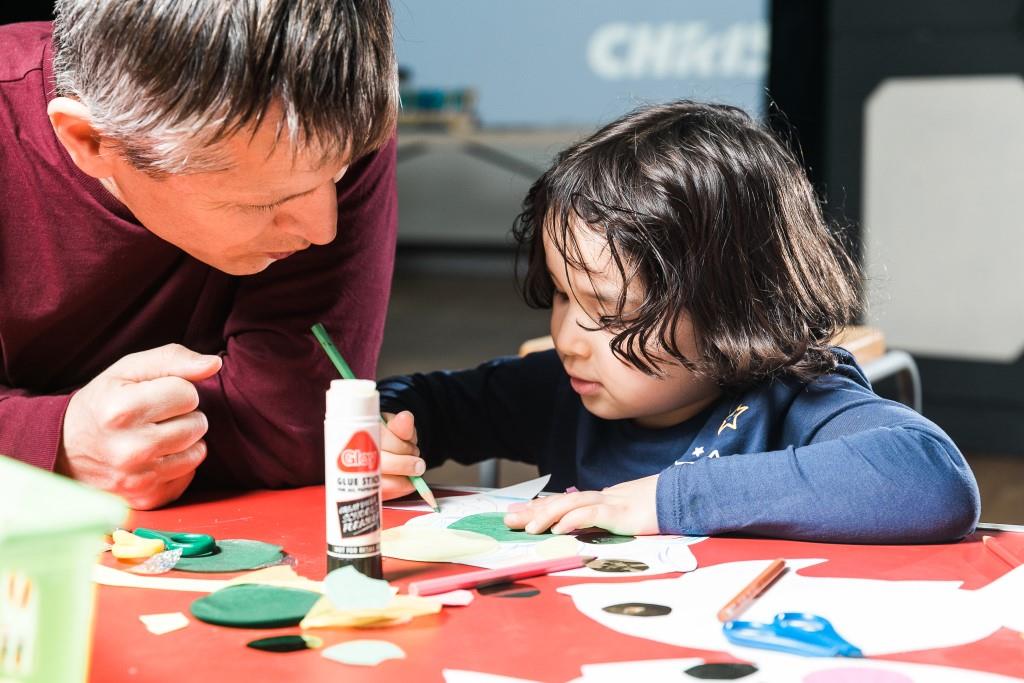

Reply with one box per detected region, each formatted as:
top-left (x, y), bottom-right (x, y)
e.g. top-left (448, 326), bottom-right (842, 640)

top-left (502, 475), bottom-right (660, 536)
top-left (380, 411), bottom-right (426, 500)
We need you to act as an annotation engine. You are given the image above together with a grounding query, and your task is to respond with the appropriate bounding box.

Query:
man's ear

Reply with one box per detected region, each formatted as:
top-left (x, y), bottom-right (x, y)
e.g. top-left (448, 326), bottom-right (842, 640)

top-left (47, 97), bottom-right (116, 179)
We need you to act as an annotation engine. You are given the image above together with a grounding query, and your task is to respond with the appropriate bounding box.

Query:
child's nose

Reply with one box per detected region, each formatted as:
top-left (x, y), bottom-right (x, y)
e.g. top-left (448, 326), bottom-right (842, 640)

top-left (552, 314), bottom-right (590, 359)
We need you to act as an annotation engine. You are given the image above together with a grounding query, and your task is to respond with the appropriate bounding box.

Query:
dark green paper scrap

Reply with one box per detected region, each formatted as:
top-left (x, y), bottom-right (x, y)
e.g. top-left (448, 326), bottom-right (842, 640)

top-left (190, 585), bottom-right (320, 628)
top-left (174, 539), bottom-right (284, 573)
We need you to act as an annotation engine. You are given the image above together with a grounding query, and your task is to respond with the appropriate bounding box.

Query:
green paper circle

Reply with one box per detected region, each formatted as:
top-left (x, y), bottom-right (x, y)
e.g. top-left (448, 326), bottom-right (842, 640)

top-left (190, 585), bottom-right (320, 628)
top-left (174, 539), bottom-right (284, 573)
top-left (447, 512), bottom-right (553, 543)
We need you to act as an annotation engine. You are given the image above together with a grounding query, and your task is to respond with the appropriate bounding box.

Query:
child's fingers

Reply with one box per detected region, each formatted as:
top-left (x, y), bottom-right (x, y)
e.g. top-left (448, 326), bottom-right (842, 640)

top-left (504, 491), bottom-right (605, 534)
top-left (550, 504), bottom-right (612, 535)
top-left (381, 474), bottom-right (416, 500)
top-left (381, 451), bottom-right (426, 477)
top-left (385, 410), bottom-right (417, 442)
top-left (381, 425), bottom-right (419, 458)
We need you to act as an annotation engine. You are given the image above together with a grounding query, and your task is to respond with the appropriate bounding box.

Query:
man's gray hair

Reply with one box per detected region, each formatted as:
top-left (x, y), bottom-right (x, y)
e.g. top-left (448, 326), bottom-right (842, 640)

top-left (52, 0), bottom-right (398, 175)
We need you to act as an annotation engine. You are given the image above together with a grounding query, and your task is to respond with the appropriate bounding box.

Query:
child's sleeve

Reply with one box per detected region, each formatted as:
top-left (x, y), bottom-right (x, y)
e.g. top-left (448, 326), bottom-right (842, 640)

top-left (654, 379), bottom-right (981, 544)
top-left (378, 349), bottom-right (564, 469)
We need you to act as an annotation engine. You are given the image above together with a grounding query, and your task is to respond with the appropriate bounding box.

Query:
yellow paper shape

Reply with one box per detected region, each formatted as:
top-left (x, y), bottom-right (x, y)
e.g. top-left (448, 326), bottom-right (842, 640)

top-left (111, 530), bottom-right (165, 559)
top-left (381, 526), bottom-right (498, 562)
top-left (535, 535), bottom-right (582, 560)
top-left (225, 565), bottom-right (324, 593)
top-left (299, 594), bottom-right (441, 629)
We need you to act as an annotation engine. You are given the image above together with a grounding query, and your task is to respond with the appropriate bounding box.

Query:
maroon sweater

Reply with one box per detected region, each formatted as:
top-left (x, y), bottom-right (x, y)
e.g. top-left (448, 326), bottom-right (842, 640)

top-left (0, 23), bottom-right (398, 488)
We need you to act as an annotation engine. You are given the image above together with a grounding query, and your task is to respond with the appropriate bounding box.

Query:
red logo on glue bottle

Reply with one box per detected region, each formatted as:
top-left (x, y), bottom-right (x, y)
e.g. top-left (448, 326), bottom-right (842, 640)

top-left (338, 430), bottom-right (379, 472)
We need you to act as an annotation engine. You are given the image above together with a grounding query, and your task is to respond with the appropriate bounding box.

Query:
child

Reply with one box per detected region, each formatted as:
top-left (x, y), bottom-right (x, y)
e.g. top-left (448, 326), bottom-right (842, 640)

top-left (377, 100), bottom-right (980, 543)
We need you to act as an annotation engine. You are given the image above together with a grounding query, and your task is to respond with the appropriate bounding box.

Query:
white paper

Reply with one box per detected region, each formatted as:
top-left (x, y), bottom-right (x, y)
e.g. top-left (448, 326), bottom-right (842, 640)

top-left (580, 654), bottom-right (1023, 683)
top-left (559, 558), bottom-right (1024, 657)
top-left (138, 612), bottom-right (189, 635)
top-left (93, 564), bottom-right (227, 593)
top-left (384, 475), bottom-right (552, 513)
top-left (388, 474), bottom-right (702, 576)
top-left (443, 670), bottom-right (542, 683)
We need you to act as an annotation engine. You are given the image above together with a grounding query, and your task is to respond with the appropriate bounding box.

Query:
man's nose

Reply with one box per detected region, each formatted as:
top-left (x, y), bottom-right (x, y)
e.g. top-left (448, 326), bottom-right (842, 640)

top-left (274, 212), bottom-right (337, 246)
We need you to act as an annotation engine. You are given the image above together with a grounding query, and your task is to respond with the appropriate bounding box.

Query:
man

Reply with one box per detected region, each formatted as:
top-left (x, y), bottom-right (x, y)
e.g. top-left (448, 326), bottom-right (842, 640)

top-left (0, 0), bottom-right (400, 509)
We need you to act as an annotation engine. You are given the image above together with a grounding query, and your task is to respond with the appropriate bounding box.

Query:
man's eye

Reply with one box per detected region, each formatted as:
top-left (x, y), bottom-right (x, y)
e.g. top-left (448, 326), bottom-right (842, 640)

top-left (247, 202), bottom-right (281, 213)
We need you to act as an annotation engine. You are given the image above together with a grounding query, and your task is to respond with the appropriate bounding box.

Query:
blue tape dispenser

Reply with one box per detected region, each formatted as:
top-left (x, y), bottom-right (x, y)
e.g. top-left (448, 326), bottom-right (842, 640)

top-left (723, 612), bottom-right (863, 658)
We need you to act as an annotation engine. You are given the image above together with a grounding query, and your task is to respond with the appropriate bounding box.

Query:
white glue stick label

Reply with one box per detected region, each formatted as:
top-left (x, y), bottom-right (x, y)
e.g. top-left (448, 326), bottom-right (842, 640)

top-left (325, 381), bottom-right (382, 562)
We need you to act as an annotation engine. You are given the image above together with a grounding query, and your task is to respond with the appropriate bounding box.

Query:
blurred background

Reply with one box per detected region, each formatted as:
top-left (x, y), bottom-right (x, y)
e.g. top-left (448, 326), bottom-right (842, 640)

top-left (4, 0), bottom-right (1020, 521)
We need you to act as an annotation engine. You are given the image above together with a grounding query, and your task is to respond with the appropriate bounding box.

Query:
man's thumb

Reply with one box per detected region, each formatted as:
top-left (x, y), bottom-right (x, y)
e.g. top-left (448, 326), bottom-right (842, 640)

top-left (110, 343), bottom-right (223, 383)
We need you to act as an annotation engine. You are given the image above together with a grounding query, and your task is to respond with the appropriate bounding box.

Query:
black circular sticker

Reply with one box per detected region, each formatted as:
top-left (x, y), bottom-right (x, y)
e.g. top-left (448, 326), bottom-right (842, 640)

top-left (585, 558), bottom-right (649, 573)
top-left (602, 602), bottom-right (672, 617)
top-left (684, 663), bottom-right (759, 679)
top-left (575, 531), bottom-right (635, 545)
top-left (477, 581), bottom-right (540, 598)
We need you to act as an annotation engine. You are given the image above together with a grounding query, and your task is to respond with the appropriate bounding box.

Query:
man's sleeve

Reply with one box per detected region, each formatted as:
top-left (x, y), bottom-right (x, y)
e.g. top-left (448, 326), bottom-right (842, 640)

top-left (655, 389), bottom-right (982, 544)
top-left (378, 350), bottom-right (565, 469)
top-left (0, 388), bottom-right (73, 470)
top-left (193, 137), bottom-right (398, 489)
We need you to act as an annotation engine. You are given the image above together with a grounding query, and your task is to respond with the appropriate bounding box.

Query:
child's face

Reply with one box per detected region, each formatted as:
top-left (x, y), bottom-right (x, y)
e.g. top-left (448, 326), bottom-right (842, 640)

top-left (544, 227), bottom-right (721, 428)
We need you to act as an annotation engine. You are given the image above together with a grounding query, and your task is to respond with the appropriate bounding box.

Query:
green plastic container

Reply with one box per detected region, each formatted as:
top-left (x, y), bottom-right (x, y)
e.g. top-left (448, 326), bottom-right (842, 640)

top-left (0, 456), bottom-right (125, 682)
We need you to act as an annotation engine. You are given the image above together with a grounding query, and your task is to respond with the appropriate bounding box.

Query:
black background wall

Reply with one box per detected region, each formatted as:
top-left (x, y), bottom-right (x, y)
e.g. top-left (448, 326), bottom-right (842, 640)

top-left (768, 0), bottom-right (1024, 455)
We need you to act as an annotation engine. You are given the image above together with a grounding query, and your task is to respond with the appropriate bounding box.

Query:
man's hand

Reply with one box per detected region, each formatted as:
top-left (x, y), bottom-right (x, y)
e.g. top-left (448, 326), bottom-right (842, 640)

top-left (57, 343), bottom-right (222, 509)
top-left (380, 410), bottom-right (426, 500)
top-left (503, 475), bottom-right (661, 536)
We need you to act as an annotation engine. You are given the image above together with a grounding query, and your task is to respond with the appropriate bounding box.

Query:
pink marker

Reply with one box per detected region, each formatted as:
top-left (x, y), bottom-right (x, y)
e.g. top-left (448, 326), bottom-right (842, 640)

top-left (407, 555), bottom-right (593, 596)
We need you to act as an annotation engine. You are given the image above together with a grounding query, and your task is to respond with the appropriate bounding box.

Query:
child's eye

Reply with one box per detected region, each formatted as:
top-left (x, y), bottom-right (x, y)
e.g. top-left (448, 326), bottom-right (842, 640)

top-left (246, 202), bottom-right (282, 214)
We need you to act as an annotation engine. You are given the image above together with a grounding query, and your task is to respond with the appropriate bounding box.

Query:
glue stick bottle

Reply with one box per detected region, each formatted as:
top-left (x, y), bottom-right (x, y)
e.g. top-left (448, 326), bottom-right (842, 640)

top-left (324, 379), bottom-right (383, 578)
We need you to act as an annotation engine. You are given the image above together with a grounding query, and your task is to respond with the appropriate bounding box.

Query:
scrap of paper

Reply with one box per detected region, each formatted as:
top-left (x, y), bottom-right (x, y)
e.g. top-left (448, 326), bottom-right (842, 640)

top-left (321, 639), bottom-right (406, 666)
top-left (93, 564), bottom-right (226, 593)
top-left (443, 670), bottom-right (542, 683)
top-left (389, 474), bottom-right (702, 576)
top-left (224, 565), bottom-right (323, 593)
top-left (382, 526), bottom-right (499, 562)
top-left (559, 559), bottom-right (1024, 658)
top-left (138, 612), bottom-right (189, 635)
top-left (95, 563), bottom-right (325, 594)
top-left (300, 593), bottom-right (442, 629)
top-left (383, 475), bottom-right (552, 513)
top-left (127, 548), bottom-right (183, 575)
top-left (431, 589), bottom-right (474, 606)
top-left (578, 653), bottom-right (1024, 683)
top-left (324, 566), bottom-right (394, 610)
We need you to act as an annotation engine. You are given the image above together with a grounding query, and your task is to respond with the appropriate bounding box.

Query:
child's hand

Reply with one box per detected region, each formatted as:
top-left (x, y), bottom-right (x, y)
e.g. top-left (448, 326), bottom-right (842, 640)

top-left (502, 475), bottom-right (660, 536)
top-left (380, 411), bottom-right (426, 500)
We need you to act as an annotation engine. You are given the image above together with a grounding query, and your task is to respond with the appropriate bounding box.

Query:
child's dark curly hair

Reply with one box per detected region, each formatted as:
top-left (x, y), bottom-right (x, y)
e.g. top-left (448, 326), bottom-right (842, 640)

top-left (514, 100), bottom-right (860, 390)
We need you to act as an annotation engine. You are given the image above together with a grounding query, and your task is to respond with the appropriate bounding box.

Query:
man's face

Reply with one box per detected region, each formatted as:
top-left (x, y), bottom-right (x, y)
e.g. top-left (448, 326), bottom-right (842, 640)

top-left (102, 111), bottom-right (348, 275)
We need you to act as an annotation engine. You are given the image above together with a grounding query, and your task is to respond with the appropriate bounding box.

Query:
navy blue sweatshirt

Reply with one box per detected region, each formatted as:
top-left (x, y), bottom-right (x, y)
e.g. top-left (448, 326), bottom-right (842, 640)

top-left (378, 349), bottom-right (980, 543)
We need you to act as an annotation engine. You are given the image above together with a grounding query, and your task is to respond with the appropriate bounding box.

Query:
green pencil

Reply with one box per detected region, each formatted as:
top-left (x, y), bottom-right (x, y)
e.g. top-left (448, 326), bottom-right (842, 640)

top-left (311, 323), bottom-right (440, 513)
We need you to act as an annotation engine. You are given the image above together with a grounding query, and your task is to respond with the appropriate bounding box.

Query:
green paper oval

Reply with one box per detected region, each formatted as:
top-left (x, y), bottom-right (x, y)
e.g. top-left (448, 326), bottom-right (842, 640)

top-left (174, 539), bottom-right (284, 573)
top-left (447, 512), bottom-right (553, 543)
top-left (190, 585), bottom-right (320, 628)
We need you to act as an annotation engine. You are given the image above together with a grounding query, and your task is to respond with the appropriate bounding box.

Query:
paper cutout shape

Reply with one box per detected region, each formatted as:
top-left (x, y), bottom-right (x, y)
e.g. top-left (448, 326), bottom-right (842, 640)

top-left (395, 475), bottom-right (703, 578)
top-left (443, 671), bottom-right (541, 683)
top-left (128, 548), bottom-right (183, 575)
top-left (321, 639), bottom-right (405, 666)
top-left (190, 585), bottom-right (321, 628)
top-left (225, 565), bottom-right (323, 593)
top-left (247, 635), bottom-right (323, 653)
top-left (111, 530), bottom-right (164, 559)
top-left (381, 526), bottom-right (498, 562)
top-left (93, 564), bottom-right (227, 593)
top-left (431, 589), bottom-right (475, 606)
top-left (324, 566), bottom-right (393, 610)
top-left (384, 476), bottom-right (552, 513)
top-left (299, 594), bottom-right (441, 629)
top-left (138, 612), bottom-right (189, 635)
top-left (448, 512), bottom-right (553, 543)
top-left (560, 559), bottom-right (1024, 658)
top-left (580, 654), bottom-right (1023, 683)
top-left (174, 539), bottom-right (284, 573)
top-left (683, 662), bottom-right (758, 679)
